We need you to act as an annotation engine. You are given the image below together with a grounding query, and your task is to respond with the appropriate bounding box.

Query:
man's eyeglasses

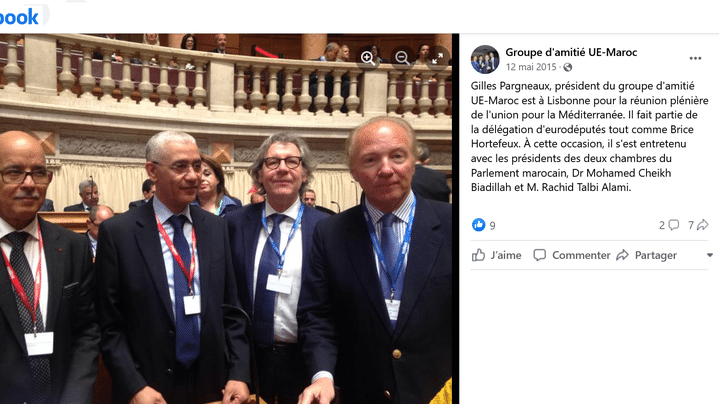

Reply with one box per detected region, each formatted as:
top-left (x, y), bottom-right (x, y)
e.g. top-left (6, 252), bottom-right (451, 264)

top-left (263, 156), bottom-right (302, 170)
top-left (153, 160), bottom-right (203, 174)
top-left (0, 168), bottom-right (52, 184)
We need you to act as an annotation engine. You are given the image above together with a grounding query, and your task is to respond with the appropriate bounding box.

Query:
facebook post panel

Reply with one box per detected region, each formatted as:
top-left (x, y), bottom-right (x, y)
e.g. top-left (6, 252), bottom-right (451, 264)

top-left (461, 34), bottom-right (717, 403)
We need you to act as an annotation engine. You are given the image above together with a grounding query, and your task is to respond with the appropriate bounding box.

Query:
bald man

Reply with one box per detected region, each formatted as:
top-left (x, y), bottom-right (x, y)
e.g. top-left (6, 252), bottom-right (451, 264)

top-left (0, 131), bottom-right (99, 403)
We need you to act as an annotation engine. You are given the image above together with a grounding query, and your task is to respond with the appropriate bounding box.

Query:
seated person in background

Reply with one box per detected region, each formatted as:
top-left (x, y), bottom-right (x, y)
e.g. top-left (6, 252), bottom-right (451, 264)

top-left (302, 189), bottom-right (335, 215)
top-left (180, 33), bottom-right (197, 70)
top-left (191, 155), bottom-right (242, 217)
top-left (128, 179), bottom-right (155, 209)
top-left (86, 205), bottom-right (114, 258)
top-left (64, 179), bottom-right (99, 211)
top-left (339, 44), bottom-right (351, 62)
top-left (93, 34), bottom-right (123, 62)
top-left (370, 44), bottom-right (389, 64)
top-left (414, 43), bottom-right (437, 82)
top-left (210, 34), bottom-right (228, 54)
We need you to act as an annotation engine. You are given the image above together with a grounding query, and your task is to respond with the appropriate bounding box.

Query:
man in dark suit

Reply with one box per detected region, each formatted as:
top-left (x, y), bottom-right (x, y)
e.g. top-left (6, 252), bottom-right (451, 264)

top-left (302, 189), bottom-right (335, 215)
top-left (210, 33), bottom-right (228, 54)
top-left (227, 133), bottom-right (327, 404)
top-left (298, 117), bottom-right (452, 404)
top-left (489, 52), bottom-right (500, 71)
top-left (128, 179), bottom-right (155, 209)
top-left (0, 130), bottom-right (99, 403)
top-left (95, 131), bottom-right (251, 404)
top-left (64, 179), bottom-right (98, 212)
top-left (411, 142), bottom-right (451, 203)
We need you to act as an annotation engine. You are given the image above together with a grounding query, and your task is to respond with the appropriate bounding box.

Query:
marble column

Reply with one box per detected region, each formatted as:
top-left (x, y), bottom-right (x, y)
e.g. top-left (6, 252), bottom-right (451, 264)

top-left (302, 34), bottom-right (326, 60)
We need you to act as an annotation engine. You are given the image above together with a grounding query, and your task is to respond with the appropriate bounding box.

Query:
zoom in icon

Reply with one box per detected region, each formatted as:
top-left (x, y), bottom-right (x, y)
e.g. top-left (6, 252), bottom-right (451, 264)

top-left (354, 45), bottom-right (381, 71)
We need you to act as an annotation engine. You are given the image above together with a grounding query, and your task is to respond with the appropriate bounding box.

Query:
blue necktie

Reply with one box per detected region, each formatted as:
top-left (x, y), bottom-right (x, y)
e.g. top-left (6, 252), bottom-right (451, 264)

top-left (7, 232), bottom-right (51, 404)
top-left (254, 213), bottom-right (285, 346)
top-left (380, 214), bottom-right (405, 329)
top-left (168, 215), bottom-right (200, 368)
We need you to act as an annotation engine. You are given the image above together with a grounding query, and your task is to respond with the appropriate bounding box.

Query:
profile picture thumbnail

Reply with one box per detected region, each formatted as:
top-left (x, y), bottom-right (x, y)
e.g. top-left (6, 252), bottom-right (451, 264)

top-left (471, 45), bottom-right (499, 74)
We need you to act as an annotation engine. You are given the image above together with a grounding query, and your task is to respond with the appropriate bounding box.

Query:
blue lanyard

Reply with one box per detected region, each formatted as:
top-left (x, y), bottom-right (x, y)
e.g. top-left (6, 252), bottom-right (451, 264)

top-left (261, 203), bottom-right (304, 272)
top-left (363, 198), bottom-right (416, 298)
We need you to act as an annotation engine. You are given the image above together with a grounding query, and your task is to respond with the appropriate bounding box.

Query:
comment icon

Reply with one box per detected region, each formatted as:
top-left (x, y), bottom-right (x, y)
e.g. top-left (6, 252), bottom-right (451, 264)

top-left (668, 219), bottom-right (679, 231)
top-left (534, 249), bottom-right (546, 261)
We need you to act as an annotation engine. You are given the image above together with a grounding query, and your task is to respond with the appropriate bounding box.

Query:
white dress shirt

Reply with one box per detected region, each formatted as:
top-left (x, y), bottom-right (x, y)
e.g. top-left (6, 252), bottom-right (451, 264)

top-left (153, 198), bottom-right (200, 324)
top-left (253, 198), bottom-right (303, 343)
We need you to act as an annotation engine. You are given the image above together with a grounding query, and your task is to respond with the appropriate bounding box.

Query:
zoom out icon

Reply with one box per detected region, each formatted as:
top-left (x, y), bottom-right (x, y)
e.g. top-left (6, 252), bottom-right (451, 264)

top-left (472, 218), bottom-right (486, 232)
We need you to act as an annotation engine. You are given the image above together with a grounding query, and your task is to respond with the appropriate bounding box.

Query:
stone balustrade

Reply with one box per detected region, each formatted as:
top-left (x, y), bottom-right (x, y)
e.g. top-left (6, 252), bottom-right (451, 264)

top-left (1, 34), bottom-right (452, 119)
top-left (0, 34), bottom-right (452, 211)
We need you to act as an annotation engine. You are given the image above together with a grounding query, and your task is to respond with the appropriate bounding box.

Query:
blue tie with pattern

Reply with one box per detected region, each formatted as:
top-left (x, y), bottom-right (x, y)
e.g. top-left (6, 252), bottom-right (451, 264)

top-left (254, 213), bottom-right (285, 346)
top-left (168, 215), bottom-right (200, 368)
top-left (380, 213), bottom-right (404, 329)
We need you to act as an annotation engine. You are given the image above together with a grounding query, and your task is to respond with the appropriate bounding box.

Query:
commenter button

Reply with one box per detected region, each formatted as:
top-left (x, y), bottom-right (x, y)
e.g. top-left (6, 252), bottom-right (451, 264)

top-left (552, 251), bottom-right (611, 260)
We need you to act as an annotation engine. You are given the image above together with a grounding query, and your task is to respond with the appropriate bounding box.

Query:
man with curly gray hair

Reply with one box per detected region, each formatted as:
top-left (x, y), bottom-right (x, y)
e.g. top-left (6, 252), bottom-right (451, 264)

top-left (227, 132), bottom-right (327, 404)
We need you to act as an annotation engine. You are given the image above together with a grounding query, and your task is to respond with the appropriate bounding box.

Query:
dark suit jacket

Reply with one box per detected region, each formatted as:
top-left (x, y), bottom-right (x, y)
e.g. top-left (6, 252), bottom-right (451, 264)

top-left (0, 217), bottom-right (99, 403)
top-left (226, 202), bottom-right (328, 319)
top-left (127, 199), bottom-right (148, 209)
top-left (39, 198), bottom-right (54, 212)
top-left (298, 196), bottom-right (452, 404)
top-left (95, 202), bottom-right (250, 403)
top-left (64, 202), bottom-right (87, 212)
top-left (411, 164), bottom-right (451, 203)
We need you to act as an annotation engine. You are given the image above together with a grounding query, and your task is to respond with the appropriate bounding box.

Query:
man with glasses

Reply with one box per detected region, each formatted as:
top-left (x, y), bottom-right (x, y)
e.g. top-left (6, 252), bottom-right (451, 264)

top-left (95, 131), bottom-right (251, 404)
top-left (0, 130), bottom-right (99, 403)
top-left (226, 133), bottom-right (328, 404)
top-left (64, 179), bottom-right (99, 212)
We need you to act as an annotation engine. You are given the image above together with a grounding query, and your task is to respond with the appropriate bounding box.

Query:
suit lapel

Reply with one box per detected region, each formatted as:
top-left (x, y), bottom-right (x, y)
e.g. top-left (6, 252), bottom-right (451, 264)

top-left (0, 246), bottom-right (26, 351)
top-left (39, 218), bottom-right (65, 331)
top-left (345, 207), bottom-right (395, 334)
top-left (393, 198), bottom-right (442, 337)
top-left (244, 205), bottom-right (263, 307)
top-left (300, 205), bottom-right (312, 277)
top-left (191, 206), bottom-right (211, 317)
top-left (135, 204), bottom-right (175, 322)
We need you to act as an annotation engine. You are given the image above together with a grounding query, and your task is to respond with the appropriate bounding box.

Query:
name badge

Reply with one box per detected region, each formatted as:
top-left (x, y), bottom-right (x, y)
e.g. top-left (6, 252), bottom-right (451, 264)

top-left (25, 332), bottom-right (54, 356)
top-left (266, 274), bottom-right (292, 295)
top-left (385, 299), bottom-right (401, 321)
top-left (184, 295), bottom-right (201, 315)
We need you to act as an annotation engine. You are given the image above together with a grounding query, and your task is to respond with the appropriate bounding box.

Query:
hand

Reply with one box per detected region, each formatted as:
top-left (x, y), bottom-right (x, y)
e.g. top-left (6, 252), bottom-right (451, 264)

top-left (222, 380), bottom-right (250, 404)
top-left (297, 378), bottom-right (334, 404)
top-left (130, 386), bottom-right (167, 404)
